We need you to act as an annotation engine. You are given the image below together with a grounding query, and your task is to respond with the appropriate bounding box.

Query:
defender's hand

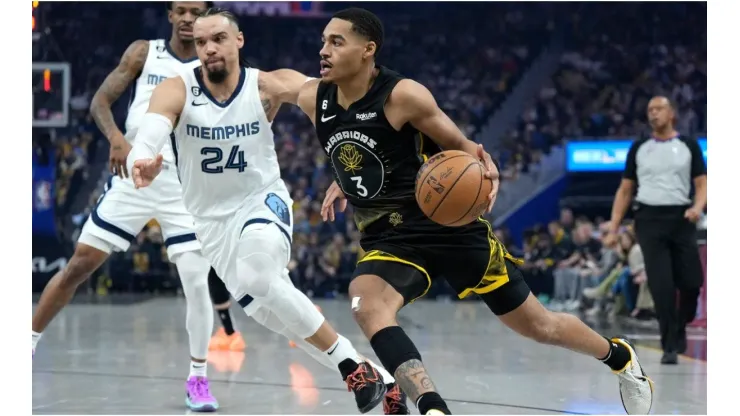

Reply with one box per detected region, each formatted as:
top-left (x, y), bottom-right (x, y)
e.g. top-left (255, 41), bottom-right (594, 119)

top-left (477, 144), bottom-right (499, 213)
top-left (321, 181), bottom-right (347, 222)
top-left (109, 134), bottom-right (132, 179)
top-left (132, 154), bottom-right (164, 189)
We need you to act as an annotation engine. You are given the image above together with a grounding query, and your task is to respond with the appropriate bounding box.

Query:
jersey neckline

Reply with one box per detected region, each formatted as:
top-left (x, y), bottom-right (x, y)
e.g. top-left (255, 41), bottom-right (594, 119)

top-left (165, 40), bottom-right (199, 63)
top-left (333, 65), bottom-right (388, 113)
top-left (194, 66), bottom-right (247, 108)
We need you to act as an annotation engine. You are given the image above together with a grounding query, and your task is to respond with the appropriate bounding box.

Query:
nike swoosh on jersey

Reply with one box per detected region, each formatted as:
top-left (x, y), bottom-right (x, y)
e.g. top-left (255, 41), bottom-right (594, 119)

top-left (192, 101), bottom-right (208, 106)
top-left (321, 114), bottom-right (336, 122)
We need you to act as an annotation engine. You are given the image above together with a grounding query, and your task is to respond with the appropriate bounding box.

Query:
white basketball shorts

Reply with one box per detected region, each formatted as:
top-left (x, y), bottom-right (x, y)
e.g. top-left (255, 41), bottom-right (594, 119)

top-left (194, 179), bottom-right (294, 315)
top-left (78, 162), bottom-right (200, 259)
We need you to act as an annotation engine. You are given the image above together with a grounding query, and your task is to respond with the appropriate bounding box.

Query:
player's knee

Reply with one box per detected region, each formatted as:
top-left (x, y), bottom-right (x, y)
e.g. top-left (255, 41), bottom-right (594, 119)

top-left (174, 251), bottom-right (210, 292)
top-left (60, 245), bottom-right (107, 288)
top-left (235, 225), bottom-right (287, 299)
top-left (349, 293), bottom-right (397, 336)
top-left (526, 311), bottom-right (561, 345)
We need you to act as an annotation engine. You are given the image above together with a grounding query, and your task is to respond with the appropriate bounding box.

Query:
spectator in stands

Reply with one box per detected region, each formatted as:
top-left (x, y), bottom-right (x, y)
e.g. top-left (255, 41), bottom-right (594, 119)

top-left (578, 223), bottom-right (621, 290)
top-left (560, 208), bottom-right (575, 233)
top-left (521, 231), bottom-right (556, 301)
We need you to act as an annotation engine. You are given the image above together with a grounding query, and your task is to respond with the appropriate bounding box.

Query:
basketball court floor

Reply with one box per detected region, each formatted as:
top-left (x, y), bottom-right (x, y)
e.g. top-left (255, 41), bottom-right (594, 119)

top-left (32, 297), bottom-right (707, 414)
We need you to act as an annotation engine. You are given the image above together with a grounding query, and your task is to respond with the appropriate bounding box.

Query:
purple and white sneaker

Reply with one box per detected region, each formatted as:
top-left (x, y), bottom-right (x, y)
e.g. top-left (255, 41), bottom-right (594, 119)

top-left (185, 376), bottom-right (219, 412)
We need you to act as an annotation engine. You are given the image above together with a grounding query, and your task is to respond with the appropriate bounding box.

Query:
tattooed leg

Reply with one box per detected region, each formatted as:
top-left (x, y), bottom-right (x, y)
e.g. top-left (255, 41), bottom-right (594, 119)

top-left (394, 359), bottom-right (437, 402)
top-left (351, 274), bottom-right (452, 414)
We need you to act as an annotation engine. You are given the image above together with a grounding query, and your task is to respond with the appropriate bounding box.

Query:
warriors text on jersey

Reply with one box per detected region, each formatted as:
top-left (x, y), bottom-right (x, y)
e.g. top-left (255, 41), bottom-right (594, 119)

top-left (127, 39), bottom-right (201, 163)
top-left (172, 66), bottom-right (280, 220)
top-left (314, 66), bottom-right (440, 230)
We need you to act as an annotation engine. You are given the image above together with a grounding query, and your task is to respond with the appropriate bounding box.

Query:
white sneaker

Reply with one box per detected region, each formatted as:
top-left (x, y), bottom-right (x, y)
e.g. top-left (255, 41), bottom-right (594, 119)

top-left (612, 338), bottom-right (654, 415)
top-left (565, 300), bottom-right (581, 311)
top-left (582, 287), bottom-right (602, 300)
top-left (585, 306), bottom-right (601, 318)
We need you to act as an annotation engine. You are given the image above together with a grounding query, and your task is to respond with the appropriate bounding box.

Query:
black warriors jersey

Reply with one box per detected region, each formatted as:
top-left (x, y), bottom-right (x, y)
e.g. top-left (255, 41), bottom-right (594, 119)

top-left (315, 66), bottom-right (440, 231)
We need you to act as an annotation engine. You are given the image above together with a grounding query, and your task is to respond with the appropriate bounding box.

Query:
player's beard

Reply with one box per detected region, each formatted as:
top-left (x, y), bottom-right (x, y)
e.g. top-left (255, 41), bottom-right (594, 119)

top-left (206, 67), bottom-right (228, 84)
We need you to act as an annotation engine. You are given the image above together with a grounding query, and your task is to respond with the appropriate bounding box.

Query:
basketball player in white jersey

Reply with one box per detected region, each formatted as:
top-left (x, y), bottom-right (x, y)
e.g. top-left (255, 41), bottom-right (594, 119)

top-left (128, 8), bottom-right (406, 414)
top-left (31, 2), bottom-right (227, 411)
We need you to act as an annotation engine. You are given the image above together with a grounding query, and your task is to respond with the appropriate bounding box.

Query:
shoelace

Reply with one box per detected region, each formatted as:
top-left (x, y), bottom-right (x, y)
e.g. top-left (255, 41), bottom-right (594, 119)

top-left (192, 378), bottom-right (211, 398)
top-left (346, 365), bottom-right (370, 392)
top-left (383, 386), bottom-right (404, 414)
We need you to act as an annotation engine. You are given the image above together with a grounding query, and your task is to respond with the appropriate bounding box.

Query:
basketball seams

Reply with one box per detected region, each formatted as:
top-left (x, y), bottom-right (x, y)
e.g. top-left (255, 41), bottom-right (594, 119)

top-left (429, 161), bottom-right (477, 219)
top-left (446, 162), bottom-right (485, 226)
top-left (415, 154), bottom-right (471, 207)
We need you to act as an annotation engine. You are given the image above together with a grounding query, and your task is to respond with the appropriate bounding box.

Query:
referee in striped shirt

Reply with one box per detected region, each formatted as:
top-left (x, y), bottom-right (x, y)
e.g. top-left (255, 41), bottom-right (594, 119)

top-left (609, 96), bottom-right (707, 365)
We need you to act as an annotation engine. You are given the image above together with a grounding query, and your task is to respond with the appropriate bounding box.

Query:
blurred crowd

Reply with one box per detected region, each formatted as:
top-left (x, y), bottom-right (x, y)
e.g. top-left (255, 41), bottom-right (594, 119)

top-left (512, 208), bottom-right (655, 322)
top-left (495, 3), bottom-right (706, 180)
top-left (32, 2), bottom-right (706, 310)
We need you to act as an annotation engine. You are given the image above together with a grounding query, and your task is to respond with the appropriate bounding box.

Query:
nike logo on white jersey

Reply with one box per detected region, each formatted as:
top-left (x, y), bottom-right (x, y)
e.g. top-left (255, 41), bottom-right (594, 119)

top-left (321, 114), bottom-right (336, 122)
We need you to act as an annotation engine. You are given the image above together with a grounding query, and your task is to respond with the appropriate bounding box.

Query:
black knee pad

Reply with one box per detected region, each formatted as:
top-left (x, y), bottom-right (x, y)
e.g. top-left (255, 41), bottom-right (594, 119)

top-left (208, 268), bottom-right (231, 305)
top-left (370, 326), bottom-right (422, 375)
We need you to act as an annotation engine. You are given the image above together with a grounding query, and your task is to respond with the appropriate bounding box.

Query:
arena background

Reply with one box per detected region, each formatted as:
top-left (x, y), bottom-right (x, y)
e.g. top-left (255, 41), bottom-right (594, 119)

top-left (30, 1), bottom-right (712, 414)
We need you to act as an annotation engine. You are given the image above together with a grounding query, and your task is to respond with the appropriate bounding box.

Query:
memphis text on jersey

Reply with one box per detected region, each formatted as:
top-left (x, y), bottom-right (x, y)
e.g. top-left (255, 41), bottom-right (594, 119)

top-left (186, 121), bottom-right (261, 140)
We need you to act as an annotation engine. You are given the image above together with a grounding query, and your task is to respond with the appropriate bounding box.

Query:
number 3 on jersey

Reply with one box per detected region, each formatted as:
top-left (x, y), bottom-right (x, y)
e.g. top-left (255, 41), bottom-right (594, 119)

top-left (201, 145), bottom-right (248, 173)
top-left (350, 176), bottom-right (368, 197)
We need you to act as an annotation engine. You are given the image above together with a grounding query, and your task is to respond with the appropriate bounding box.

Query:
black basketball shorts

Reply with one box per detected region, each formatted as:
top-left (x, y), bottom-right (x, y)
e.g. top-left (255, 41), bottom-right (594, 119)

top-left (353, 208), bottom-right (530, 315)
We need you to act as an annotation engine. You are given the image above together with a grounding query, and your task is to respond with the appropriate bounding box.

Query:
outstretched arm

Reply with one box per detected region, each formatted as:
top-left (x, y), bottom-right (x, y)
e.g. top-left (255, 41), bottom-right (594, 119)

top-left (388, 79), bottom-right (499, 211)
top-left (258, 69), bottom-right (316, 121)
top-left (296, 78), bottom-right (321, 126)
top-left (126, 76), bottom-right (186, 187)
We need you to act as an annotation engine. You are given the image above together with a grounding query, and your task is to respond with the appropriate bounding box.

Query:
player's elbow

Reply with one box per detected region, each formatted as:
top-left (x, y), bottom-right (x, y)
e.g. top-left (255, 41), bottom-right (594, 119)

top-left (89, 93), bottom-right (110, 114)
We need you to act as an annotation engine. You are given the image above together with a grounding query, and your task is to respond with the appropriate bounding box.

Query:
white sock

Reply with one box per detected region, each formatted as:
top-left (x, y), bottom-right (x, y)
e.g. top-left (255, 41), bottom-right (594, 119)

top-left (190, 360), bottom-right (207, 378)
top-left (325, 334), bottom-right (362, 367)
top-left (32, 331), bottom-right (43, 350)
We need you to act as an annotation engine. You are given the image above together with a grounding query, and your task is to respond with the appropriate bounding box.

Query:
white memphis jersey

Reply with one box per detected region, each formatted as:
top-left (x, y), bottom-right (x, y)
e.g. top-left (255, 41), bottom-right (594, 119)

top-left (126, 39), bottom-right (200, 163)
top-left (173, 66), bottom-right (280, 220)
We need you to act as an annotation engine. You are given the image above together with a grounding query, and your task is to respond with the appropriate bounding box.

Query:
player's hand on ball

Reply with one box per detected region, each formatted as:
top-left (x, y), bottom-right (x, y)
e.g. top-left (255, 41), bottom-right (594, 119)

top-left (109, 134), bottom-right (133, 179)
top-left (321, 181), bottom-right (347, 222)
top-left (477, 144), bottom-right (499, 213)
top-left (132, 154), bottom-right (164, 189)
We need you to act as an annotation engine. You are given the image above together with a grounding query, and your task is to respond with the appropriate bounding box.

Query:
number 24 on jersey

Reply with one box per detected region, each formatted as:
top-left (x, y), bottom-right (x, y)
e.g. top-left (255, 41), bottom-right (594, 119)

top-left (200, 145), bottom-right (248, 173)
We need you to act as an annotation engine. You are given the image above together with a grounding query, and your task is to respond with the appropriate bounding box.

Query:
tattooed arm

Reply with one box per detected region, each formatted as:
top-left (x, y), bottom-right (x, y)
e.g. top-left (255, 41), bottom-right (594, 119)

top-left (257, 69), bottom-right (314, 122)
top-left (90, 40), bottom-right (149, 178)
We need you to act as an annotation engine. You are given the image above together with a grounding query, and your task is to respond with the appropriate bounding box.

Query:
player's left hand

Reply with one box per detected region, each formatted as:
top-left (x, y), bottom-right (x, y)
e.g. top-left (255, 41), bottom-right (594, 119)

top-left (477, 144), bottom-right (499, 213)
top-left (132, 154), bottom-right (164, 189)
top-left (321, 181), bottom-right (347, 222)
top-left (684, 206), bottom-right (702, 223)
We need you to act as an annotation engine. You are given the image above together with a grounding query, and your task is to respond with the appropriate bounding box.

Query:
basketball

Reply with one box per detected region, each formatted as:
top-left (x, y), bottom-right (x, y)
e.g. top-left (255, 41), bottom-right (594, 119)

top-left (415, 150), bottom-right (493, 227)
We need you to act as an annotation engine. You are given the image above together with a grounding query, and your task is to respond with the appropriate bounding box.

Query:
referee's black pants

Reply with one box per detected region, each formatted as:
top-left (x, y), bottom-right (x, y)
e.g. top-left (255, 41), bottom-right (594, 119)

top-left (634, 204), bottom-right (704, 354)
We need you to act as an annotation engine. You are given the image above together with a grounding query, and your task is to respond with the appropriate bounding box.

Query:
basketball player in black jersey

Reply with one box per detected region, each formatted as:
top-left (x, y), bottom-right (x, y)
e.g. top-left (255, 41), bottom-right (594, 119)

top-left (295, 8), bottom-right (654, 415)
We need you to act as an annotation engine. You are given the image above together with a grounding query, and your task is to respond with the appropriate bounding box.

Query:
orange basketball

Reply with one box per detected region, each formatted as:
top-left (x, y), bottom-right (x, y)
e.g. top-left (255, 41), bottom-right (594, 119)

top-left (415, 150), bottom-right (493, 227)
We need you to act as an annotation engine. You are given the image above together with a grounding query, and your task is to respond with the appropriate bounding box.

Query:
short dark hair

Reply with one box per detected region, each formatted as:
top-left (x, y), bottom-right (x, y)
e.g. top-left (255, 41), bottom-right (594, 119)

top-left (168, 2), bottom-right (215, 11)
top-left (332, 8), bottom-right (384, 58)
top-left (197, 7), bottom-right (239, 27)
